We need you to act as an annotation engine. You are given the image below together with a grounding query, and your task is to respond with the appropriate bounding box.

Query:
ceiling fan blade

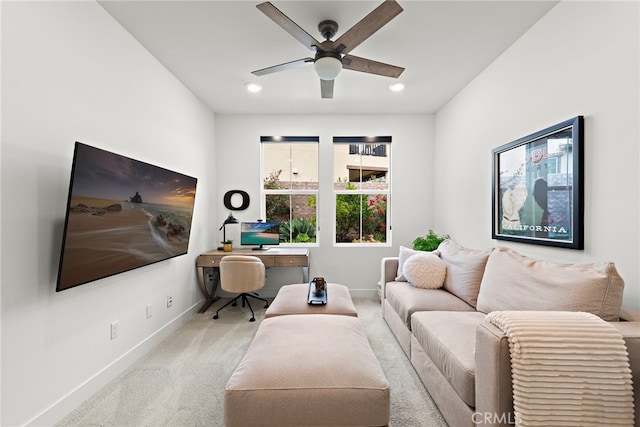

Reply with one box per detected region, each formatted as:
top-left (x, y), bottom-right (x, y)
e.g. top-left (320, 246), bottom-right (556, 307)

top-left (256, 2), bottom-right (322, 51)
top-left (320, 79), bottom-right (334, 99)
top-left (252, 58), bottom-right (314, 76)
top-left (342, 54), bottom-right (404, 78)
top-left (333, 0), bottom-right (403, 55)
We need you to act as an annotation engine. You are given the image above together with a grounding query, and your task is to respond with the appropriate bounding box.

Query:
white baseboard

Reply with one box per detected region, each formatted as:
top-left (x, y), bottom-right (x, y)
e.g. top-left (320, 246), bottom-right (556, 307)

top-left (349, 288), bottom-right (380, 299)
top-left (26, 302), bottom-right (200, 427)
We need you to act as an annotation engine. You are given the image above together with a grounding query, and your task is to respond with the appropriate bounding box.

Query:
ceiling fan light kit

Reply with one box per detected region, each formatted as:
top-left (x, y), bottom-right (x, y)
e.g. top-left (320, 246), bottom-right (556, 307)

top-left (252, 0), bottom-right (405, 99)
top-left (314, 52), bottom-right (342, 81)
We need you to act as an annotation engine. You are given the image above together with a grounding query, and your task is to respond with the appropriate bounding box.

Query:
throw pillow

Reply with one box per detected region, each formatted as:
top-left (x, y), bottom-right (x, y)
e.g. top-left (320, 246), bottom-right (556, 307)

top-left (403, 252), bottom-right (447, 289)
top-left (438, 239), bottom-right (492, 308)
top-left (395, 246), bottom-right (419, 281)
top-left (476, 247), bottom-right (625, 321)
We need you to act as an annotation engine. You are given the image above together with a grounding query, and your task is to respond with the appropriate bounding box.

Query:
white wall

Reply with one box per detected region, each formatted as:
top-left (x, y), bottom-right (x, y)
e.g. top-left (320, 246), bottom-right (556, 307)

top-left (215, 114), bottom-right (434, 297)
top-left (4, 1), bottom-right (636, 425)
top-left (434, 1), bottom-right (639, 310)
top-left (1, 2), bottom-right (216, 425)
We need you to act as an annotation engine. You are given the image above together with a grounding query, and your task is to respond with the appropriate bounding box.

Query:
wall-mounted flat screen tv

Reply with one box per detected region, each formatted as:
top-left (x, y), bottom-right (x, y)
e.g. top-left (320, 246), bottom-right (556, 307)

top-left (56, 142), bottom-right (198, 292)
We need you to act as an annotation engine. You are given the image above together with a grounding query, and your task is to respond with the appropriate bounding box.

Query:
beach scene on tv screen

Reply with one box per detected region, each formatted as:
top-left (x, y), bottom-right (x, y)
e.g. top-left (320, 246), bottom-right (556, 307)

top-left (57, 142), bottom-right (197, 291)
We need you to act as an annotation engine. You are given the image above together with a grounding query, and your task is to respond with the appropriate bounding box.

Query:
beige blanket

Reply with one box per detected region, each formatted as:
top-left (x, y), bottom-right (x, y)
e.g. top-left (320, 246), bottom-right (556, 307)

top-left (485, 311), bottom-right (634, 426)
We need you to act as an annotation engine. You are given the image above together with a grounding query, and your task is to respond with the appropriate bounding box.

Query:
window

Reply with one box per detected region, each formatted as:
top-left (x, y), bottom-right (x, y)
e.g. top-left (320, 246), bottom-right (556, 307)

top-left (261, 136), bottom-right (319, 244)
top-left (333, 136), bottom-right (391, 245)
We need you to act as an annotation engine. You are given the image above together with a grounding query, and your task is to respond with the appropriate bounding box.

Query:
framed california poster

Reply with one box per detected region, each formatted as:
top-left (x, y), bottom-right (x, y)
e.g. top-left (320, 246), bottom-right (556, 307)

top-left (492, 116), bottom-right (584, 249)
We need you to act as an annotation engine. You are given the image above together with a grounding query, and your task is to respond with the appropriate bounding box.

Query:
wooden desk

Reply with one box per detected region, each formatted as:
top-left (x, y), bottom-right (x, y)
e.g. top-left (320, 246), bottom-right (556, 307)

top-left (196, 248), bottom-right (309, 313)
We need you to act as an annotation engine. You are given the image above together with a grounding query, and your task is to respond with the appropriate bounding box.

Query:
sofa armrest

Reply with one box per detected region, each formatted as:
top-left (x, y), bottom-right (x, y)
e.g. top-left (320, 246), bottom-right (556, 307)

top-left (476, 318), bottom-right (640, 427)
top-left (380, 257), bottom-right (399, 299)
top-left (620, 307), bottom-right (640, 322)
top-left (611, 321), bottom-right (640, 425)
top-left (475, 321), bottom-right (514, 426)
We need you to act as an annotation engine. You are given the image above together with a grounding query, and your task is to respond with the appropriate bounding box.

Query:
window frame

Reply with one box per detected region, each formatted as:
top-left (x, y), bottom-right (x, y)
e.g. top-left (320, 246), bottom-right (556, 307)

top-left (333, 136), bottom-right (392, 247)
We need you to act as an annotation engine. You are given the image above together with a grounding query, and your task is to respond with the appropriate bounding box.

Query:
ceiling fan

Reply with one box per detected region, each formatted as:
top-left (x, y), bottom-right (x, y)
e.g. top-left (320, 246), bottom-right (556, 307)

top-left (252, 0), bottom-right (405, 99)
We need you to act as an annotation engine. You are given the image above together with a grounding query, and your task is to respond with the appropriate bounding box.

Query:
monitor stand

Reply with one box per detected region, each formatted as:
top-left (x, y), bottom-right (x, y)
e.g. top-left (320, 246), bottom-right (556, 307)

top-left (252, 245), bottom-right (269, 251)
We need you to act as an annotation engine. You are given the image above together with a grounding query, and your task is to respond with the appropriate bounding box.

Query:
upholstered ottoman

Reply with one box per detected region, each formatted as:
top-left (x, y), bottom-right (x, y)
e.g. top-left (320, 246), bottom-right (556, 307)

top-left (224, 314), bottom-right (390, 426)
top-left (264, 282), bottom-right (358, 317)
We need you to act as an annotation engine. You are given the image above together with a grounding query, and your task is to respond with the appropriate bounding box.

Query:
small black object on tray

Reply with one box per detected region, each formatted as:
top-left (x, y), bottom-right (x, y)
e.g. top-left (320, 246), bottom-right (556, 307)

top-left (308, 276), bottom-right (327, 305)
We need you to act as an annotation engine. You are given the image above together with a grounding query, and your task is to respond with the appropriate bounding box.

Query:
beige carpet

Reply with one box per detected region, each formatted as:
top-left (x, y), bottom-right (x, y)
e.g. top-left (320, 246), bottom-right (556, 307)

top-left (57, 298), bottom-right (447, 426)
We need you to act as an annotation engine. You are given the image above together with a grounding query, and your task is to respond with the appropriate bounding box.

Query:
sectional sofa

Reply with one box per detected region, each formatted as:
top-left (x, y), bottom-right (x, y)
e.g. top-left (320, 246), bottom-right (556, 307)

top-left (380, 240), bottom-right (640, 426)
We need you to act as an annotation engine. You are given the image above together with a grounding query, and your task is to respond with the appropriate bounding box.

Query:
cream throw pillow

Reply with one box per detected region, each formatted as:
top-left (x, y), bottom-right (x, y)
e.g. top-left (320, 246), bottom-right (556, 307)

top-left (403, 252), bottom-right (446, 289)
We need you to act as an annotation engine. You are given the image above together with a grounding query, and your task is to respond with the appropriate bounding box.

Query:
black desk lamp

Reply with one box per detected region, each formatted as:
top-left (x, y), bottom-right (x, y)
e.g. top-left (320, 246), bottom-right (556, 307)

top-left (218, 213), bottom-right (239, 250)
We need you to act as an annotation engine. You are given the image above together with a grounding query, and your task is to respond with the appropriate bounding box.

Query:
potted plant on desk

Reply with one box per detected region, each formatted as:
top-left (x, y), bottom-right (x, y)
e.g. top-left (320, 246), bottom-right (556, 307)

top-left (221, 239), bottom-right (233, 252)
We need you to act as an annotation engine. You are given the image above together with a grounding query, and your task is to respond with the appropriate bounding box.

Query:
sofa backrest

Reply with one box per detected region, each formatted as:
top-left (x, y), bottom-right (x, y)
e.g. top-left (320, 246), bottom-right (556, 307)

top-left (438, 240), bottom-right (493, 308)
top-left (476, 247), bottom-right (625, 321)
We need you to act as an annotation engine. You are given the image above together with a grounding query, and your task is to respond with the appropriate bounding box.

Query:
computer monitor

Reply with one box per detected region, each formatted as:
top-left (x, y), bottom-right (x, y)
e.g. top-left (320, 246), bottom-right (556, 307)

top-left (240, 222), bottom-right (280, 250)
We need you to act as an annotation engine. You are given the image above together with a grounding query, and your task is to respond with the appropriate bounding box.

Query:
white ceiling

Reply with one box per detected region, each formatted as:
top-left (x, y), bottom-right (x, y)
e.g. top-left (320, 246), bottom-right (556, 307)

top-left (99, 0), bottom-right (558, 115)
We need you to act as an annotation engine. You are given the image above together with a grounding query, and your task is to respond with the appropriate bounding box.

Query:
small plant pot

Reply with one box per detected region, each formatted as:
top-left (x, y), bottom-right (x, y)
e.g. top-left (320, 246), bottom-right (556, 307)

top-left (223, 243), bottom-right (233, 252)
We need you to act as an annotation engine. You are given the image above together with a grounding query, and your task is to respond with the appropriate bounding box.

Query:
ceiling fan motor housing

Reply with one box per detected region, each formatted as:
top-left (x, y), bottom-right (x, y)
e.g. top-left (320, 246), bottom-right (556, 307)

top-left (315, 50), bottom-right (341, 63)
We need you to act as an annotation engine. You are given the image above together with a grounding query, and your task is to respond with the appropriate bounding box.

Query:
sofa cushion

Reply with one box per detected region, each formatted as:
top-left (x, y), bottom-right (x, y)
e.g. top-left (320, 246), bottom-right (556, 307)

top-left (411, 311), bottom-right (487, 407)
top-left (476, 247), bottom-right (625, 321)
top-left (438, 239), bottom-right (492, 308)
top-left (404, 252), bottom-right (446, 289)
top-left (385, 281), bottom-right (475, 329)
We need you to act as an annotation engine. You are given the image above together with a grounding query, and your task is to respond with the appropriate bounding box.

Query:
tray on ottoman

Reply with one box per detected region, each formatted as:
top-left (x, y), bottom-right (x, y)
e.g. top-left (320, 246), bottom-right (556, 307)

top-left (224, 314), bottom-right (390, 426)
top-left (265, 283), bottom-right (358, 318)
top-left (307, 280), bottom-right (327, 305)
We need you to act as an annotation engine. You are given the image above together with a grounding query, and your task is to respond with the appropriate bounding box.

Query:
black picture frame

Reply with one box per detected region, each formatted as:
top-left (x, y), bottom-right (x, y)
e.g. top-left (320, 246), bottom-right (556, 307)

top-left (492, 116), bottom-right (584, 249)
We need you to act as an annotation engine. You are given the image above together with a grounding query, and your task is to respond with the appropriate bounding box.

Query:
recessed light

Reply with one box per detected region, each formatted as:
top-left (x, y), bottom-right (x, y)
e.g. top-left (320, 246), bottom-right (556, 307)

top-left (245, 83), bottom-right (263, 93)
top-left (389, 83), bottom-right (405, 92)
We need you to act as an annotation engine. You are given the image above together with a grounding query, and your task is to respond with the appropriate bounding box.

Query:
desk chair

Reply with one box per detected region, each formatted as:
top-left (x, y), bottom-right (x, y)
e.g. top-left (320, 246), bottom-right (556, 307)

top-left (214, 255), bottom-right (269, 322)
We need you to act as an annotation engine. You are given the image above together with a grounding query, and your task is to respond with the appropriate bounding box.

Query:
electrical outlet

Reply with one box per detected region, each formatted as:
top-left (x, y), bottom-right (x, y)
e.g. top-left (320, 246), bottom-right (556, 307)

top-left (110, 321), bottom-right (119, 340)
top-left (146, 304), bottom-right (153, 319)
top-left (167, 294), bottom-right (173, 308)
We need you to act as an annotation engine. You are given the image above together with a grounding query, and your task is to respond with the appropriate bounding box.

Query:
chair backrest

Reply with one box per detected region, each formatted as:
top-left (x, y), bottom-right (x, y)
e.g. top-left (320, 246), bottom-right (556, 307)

top-left (219, 255), bottom-right (266, 293)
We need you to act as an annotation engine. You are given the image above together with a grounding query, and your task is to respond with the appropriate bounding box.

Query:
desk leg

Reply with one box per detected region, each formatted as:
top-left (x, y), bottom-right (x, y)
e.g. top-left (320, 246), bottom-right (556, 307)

top-left (302, 266), bottom-right (309, 283)
top-left (196, 266), bottom-right (221, 313)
